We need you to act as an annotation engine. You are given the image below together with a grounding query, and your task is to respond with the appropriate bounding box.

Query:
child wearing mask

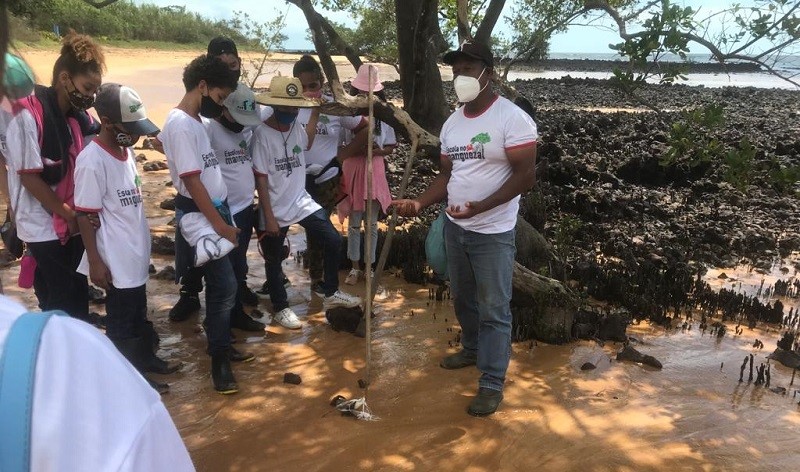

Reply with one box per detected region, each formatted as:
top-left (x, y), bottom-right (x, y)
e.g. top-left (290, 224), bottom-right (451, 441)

top-left (160, 54), bottom-right (243, 394)
top-left (74, 83), bottom-right (180, 394)
top-left (338, 64), bottom-right (396, 285)
top-left (253, 76), bottom-right (362, 329)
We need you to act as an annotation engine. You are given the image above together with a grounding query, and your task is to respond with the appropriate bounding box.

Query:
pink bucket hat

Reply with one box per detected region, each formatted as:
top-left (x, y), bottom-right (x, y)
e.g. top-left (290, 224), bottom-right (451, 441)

top-left (351, 64), bottom-right (383, 92)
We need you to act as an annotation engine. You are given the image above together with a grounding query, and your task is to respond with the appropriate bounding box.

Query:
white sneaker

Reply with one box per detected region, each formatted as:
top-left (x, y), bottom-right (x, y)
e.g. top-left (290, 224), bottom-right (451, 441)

top-left (344, 269), bottom-right (362, 285)
top-left (323, 290), bottom-right (362, 310)
top-left (273, 308), bottom-right (302, 329)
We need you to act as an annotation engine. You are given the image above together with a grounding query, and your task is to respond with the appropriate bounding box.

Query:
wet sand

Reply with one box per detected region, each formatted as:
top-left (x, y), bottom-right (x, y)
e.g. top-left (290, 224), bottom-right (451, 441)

top-left (2, 46), bottom-right (800, 471)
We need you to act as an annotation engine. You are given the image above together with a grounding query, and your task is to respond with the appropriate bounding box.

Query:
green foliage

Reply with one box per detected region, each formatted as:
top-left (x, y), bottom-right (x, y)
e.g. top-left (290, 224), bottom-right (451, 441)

top-left (317, 0), bottom-right (397, 64)
top-left (769, 161), bottom-right (800, 195)
top-left (723, 137), bottom-right (757, 190)
top-left (661, 104), bottom-right (726, 169)
top-left (11, 0), bottom-right (249, 46)
top-left (552, 215), bottom-right (582, 262)
top-left (225, 10), bottom-right (287, 88)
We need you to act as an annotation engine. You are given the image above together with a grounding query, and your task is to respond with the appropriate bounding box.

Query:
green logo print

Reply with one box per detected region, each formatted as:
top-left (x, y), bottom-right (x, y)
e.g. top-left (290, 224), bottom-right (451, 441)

top-left (318, 115), bottom-right (330, 124)
top-left (134, 175), bottom-right (142, 188)
top-left (292, 145), bottom-right (302, 155)
top-left (129, 102), bottom-right (143, 114)
top-left (239, 140), bottom-right (247, 149)
top-left (471, 132), bottom-right (491, 144)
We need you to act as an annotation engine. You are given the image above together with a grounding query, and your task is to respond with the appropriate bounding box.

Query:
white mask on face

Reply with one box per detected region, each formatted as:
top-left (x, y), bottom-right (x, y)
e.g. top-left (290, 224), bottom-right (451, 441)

top-left (453, 68), bottom-right (488, 103)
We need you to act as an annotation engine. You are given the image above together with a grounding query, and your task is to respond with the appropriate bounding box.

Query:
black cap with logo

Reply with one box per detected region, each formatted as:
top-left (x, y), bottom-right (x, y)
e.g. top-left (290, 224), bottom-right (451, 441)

top-left (442, 40), bottom-right (494, 68)
top-left (207, 37), bottom-right (239, 58)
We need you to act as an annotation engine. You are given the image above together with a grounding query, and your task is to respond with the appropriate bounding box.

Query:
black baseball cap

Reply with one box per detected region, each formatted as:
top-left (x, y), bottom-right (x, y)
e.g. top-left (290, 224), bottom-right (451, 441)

top-left (208, 37), bottom-right (238, 57)
top-left (442, 40), bottom-right (494, 68)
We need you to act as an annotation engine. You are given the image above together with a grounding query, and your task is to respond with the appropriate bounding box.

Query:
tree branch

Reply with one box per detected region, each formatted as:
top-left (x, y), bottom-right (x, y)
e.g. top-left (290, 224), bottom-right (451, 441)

top-left (318, 13), bottom-right (364, 72)
top-left (475, 0), bottom-right (506, 44)
top-left (456, 0), bottom-right (472, 43)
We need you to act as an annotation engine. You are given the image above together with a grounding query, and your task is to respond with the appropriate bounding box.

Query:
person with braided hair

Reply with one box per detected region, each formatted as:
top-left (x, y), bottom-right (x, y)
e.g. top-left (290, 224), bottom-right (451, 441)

top-left (5, 32), bottom-right (104, 324)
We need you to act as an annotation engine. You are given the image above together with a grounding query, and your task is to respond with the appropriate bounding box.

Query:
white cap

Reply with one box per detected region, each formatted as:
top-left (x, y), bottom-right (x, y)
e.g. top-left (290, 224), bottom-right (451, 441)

top-left (223, 83), bottom-right (264, 126)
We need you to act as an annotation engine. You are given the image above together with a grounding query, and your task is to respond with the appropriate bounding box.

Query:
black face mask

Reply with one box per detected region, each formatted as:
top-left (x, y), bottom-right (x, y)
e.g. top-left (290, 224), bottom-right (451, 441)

top-left (200, 93), bottom-right (225, 119)
top-left (66, 77), bottom-right (95, 111)
top-left (232, 68), bottom-right (241, 82)
top-left (218, 115), bottom-right (244, 134)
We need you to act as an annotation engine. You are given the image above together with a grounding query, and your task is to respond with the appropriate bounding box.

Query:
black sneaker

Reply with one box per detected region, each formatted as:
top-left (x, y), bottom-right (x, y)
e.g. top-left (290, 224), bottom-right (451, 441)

top-left (228, 346), bottom-right (256, 363)
top-left (230, 311), bottom-right (266, 332)
top-left (255, 281), bottom-right (271, 300)
top-left (468, 387), bottom-right (503, 416)
top-left (240, 282), bottom-right (259, 306)
top-left (440, 350), bottom-right (478, 369)
top-left (169, 292), bottom-right (200, 322)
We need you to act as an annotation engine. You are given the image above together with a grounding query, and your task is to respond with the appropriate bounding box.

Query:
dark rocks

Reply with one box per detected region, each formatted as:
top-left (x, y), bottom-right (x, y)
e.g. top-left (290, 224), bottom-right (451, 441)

top-left (135, 153), bottom-right (147, 163)
top-left (159, 197), bottom-right (175, 211)
top-left (326, 306), bottom-right (364, 335)
top-left (767, 348), bottom-right (800, 370)
top-left (580, 362), bottom-right (597, 371)
top-left (142, 161), bottom-right (168, 172)
top-left (151, 235), bottom-right (175, 255)
top-left (152, 265), bottom-right (176, 281)
top-left (148, 264), bottom-right (156, 274)
top-left (616, 345), bottom-right (663, 369)
top-left (283, 373), bottom-right (302, 385)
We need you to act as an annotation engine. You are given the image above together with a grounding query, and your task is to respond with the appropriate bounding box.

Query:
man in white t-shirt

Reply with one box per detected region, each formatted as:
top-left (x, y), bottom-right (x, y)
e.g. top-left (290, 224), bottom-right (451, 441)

top-left (160, 55), bottom-right (243, 394)
top-left (74, 83), bottom-right (181, 394)
top-left (252, 77), bottom-right (362, 327)
top-left (393, 41), bottom-right (538, 416)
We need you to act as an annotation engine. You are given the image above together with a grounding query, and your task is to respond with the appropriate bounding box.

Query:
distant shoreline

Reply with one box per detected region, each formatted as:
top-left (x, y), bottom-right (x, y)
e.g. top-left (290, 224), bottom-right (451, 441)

top-left (507, 58), bottom-right (762, 74)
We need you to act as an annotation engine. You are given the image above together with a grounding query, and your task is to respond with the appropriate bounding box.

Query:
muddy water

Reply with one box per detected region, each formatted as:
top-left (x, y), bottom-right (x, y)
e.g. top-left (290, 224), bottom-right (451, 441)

top-left (152, 240), bottom-right (800, 472)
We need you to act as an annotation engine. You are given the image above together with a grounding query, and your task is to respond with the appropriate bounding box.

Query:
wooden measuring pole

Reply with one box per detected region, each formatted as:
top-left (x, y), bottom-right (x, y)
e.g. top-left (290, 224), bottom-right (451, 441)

top-left (364, 66), bottom-right (375, 399)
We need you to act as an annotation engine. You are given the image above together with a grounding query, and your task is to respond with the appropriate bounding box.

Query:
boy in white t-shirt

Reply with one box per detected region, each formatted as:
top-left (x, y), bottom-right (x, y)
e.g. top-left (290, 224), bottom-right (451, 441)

top-left (393, 41), bottom-right (538, 416)
top-left (75, 83), bottom-right (180, 394)
top-left (292, 55), bottom-right (368, 290)
top-left (160, 55), bottom-right (243, 394)
top-left (252, 77), bottom-right (362, 327)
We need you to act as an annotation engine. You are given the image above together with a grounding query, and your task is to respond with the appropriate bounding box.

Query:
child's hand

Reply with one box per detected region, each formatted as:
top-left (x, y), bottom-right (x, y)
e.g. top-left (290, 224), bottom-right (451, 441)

top-left (89, 259), bottom-right (113, 289)
top-left (218, 224), bottom-right (241, 246)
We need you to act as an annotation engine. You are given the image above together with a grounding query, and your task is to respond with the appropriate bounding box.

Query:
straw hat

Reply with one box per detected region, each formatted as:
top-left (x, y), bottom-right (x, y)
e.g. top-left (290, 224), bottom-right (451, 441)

top-left (351, 64), bottom-right (383, 92)
top-left (255, 76), bottom-right (320, 108)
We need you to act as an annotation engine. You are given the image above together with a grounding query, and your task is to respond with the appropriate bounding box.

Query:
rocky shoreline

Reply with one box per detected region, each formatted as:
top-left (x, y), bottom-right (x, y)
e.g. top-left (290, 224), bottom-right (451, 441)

top-left (508, 58), bottom-right (764, 74)
top-left (379, 77), bottom-right (800, 328)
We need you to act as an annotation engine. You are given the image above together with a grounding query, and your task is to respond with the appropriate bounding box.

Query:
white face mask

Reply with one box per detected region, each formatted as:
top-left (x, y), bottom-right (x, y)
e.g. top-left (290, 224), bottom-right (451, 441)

top-left (453, 68), bottom-right (488, 103)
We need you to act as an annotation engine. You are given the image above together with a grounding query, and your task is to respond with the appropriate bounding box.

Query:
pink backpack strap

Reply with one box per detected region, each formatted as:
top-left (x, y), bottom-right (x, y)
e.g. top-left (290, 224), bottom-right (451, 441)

top-left (10, 95), bottom-right (45, 150)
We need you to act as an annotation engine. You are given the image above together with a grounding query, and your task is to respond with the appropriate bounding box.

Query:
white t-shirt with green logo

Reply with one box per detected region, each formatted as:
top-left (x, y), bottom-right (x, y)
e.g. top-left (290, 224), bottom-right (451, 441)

top-left (160, 109), bottom-right (227, 203)
top-left (74, 141), bottom-right (151, 289)
top-left (251, 121), bottom-right (321, 227)
top-left (202, 118), bottom-right (255, 215)
top-left (297, 100), bottom-right (365, 184)
top-left (440, 95), bottom-right (538, 234)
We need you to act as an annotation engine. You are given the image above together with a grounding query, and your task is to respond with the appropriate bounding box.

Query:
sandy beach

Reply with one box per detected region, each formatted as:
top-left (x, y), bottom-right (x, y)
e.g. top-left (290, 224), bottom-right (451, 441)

top-left (2, 45), bottom-right (800, 471)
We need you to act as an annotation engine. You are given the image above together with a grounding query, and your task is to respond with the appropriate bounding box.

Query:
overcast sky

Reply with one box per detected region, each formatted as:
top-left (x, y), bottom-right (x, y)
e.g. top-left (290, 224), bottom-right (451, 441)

top-left (130, 0), bottom-right (742, 55)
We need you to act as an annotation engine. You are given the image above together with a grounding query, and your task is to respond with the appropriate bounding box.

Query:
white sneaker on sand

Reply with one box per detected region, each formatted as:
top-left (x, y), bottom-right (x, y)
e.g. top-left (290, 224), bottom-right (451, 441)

top-left (344, 269), bottom-right (362, 285)
top-left (323, 290), bottom-right (362, 310)
top-left (273, 308), bottom-right (302, 329)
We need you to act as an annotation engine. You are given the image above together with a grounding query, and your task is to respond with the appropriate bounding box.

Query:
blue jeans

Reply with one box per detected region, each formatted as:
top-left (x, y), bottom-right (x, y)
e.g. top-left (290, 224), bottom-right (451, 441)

top-left (260, 209), bottom-right (342, 310)
top-left (444, 218), bottom-right (516, 392)
top-left (175, 210), bottom-right (236, 355)
top-left (347, 200), bottom-right (379, 265)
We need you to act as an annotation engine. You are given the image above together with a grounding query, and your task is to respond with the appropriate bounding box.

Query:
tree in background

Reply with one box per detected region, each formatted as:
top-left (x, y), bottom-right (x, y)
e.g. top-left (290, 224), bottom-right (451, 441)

top-left (225, 10), bottom-right (288, 88)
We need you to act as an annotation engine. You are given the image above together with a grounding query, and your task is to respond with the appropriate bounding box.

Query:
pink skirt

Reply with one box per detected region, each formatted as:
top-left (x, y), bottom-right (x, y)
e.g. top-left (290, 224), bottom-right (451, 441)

top-left (337, 155), bottom-right (392, 223)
